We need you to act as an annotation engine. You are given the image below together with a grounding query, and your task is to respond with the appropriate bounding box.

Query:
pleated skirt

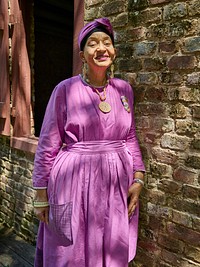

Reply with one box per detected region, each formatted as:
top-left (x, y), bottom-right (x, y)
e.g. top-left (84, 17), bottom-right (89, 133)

top-left (34, 140), bottom-right (139, 267)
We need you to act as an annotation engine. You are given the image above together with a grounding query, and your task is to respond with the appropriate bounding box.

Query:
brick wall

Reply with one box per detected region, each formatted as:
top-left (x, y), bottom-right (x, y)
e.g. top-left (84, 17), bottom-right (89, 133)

top-left (85, 0), bottom-right (200, 266)
top-left (0, 136), bottom-right (38, 243)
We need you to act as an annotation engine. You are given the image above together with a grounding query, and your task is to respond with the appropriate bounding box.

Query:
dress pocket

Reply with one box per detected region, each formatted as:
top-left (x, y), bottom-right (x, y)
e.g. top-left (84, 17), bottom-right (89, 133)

top-left (48, 202), bottom-right (73, 246)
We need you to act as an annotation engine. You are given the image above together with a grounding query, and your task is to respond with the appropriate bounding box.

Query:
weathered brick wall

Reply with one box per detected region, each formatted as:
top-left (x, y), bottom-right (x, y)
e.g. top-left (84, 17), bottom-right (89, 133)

top-left (85, 0), bottom-right (200, 266)
top-left (0, 136), bottom-right (37, 243)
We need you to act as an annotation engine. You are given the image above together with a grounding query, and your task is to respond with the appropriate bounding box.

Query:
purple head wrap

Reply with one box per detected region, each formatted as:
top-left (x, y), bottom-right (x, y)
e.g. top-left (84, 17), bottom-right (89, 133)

top-left (78, 17), bottom-right (114, 50)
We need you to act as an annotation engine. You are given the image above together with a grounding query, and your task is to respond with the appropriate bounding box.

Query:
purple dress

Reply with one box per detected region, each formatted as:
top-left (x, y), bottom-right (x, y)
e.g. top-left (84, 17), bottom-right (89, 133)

top-left (32, 75), bottom-right (145, 267)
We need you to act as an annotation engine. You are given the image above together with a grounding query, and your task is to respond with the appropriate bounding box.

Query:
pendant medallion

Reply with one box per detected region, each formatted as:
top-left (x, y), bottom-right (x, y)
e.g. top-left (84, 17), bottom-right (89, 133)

top-left (99, 101), bottom-right (111, 113)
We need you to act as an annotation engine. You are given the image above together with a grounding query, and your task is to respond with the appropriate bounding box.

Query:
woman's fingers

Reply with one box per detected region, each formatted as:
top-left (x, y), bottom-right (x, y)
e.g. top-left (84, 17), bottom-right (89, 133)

top-left (128, 197), bottom-right (138, 217)
top-left (128, 182), bottom-right (143, 217)
top-left (44, 208), bottom-right (49, 224)
top-left (34, 207), bottom-right (49, 224)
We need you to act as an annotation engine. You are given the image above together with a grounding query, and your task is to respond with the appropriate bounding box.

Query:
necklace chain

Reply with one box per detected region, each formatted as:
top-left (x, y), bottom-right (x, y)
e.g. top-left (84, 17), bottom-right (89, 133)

top-left (82, 74), bottom-right (111, 113)
top-left (95, 87), bottom-right (106, 101)
top-left (84, 75), bottom-right (109, 102)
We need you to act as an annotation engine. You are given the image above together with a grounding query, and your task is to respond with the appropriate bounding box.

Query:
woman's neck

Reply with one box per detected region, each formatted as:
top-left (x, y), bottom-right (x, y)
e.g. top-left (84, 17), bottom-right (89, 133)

top-left (86, 69), bottom-right (107, 87)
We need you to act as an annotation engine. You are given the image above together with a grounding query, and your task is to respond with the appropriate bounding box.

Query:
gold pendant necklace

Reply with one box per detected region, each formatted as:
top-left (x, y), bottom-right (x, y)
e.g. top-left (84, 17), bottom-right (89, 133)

top-left (84, 75), bottom-right (112, 113)
top-left (94, 87), bottom-right (111, 113)
top-left (98, 101), bottom-right (111, 113)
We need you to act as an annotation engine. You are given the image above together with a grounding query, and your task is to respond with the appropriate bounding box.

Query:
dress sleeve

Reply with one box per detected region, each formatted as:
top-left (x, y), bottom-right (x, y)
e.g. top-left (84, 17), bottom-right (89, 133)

top-left (126, 84), bottom-right (145, 174)
top-left (32, 84), bottom-right (67, 188)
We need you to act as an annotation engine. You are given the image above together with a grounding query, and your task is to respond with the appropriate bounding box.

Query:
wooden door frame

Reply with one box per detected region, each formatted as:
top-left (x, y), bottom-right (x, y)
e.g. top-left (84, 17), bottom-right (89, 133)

top-left (10, 0), bottom-right (84, 153)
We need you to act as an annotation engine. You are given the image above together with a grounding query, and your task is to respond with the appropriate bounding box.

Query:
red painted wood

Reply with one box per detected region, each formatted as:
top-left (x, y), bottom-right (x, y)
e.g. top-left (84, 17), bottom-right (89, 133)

top-left (73, 0), bottom-right (84, 76)
top-left (10, 0), bottom-right (31, 137)
top-left (0, 0), bottom-right (10, 135)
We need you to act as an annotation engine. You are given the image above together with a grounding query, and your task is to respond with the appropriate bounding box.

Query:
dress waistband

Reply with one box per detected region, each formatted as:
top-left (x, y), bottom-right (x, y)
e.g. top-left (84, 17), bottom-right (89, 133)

top-left (64, 140), bottom-right (127, 154)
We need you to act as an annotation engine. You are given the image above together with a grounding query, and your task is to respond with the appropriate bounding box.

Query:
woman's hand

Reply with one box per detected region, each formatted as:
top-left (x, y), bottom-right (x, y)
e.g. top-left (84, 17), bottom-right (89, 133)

top-left (128, 181), bottom-right (143, 218)
top-left (34, 189), bottom-right (49, 224)
top-left (34, 206), bottom-right (49, 225)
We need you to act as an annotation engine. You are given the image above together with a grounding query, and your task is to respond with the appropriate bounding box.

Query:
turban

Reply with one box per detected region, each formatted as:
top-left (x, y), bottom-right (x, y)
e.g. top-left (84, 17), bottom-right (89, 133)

top-left (78, 17), bottom-right (114, 50)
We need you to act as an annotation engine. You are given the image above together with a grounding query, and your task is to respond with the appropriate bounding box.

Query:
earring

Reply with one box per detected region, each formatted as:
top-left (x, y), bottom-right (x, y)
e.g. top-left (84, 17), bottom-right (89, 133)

top-left (110, 64), bottom-right (114, 78)
top-left (82, 62), bottom-right (87, 79)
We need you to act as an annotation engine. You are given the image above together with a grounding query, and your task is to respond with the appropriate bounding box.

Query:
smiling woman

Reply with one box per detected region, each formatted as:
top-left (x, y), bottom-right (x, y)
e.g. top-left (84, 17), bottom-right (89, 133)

top-left (80, 32), bottom-right (116, 82)
top-left (32, 17), bottom-right (145, 267)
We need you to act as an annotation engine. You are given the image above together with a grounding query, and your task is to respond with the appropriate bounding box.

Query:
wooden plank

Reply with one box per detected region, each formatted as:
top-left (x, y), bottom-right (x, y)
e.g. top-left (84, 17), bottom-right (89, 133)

top-left (73, 0), bottom-right (84, 76)
top-left (0, 243), bottom-right (34, 267)
top-left (0, 225), bottom-right (35, 267)
top-left (0, 0), bottom-right (10, 135)
top-left (10, 0), bottom-right (31, 137)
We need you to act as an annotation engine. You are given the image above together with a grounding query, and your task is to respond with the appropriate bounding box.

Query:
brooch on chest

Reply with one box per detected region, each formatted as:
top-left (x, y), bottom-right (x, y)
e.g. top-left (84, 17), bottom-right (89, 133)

top-left (121, 96), bottom-right (130, 113)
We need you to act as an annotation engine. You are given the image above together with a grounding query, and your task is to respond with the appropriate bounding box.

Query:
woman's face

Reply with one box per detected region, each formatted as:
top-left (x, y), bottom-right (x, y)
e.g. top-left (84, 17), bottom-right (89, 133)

top-left (80, 31), bottom-right (116, 71)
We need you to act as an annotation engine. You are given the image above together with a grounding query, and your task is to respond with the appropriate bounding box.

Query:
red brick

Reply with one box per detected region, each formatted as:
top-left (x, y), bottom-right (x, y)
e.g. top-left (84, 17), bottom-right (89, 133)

top-left (133, 42), bottom-right (157, 56)
top-left (151, 118), bottom-right (174, 133)
top-left (158, 234), bottom-right (184, 253)
top-left (170, 103), bottom-right (188, 119)
top-left (172, 210), bottom-right (192, 228)
top-left (173, 166), bottom-right (197, 184)
top-left (167, 222), bottom-right (200, 247)
top-left (185, 245), bottom-right (200, 263)
top-left (159, 41), bottom-right (177, 53)
top-left (148, 215), bottom-right (165, 232)
top-left (140, 7), bottom-right (162, 23)
top-left (183, 185), bottom-right (200, 201)
top-left (188, 0), bottom-right (200, 16)
top-left (161, 134), bottom-right (190, 151)
top-left (101, 0), bottom-right (125, 16)
top-left (118, 59), bottom-right (142, 72)
top-left (152, 147), bottom-right (178, 165)
top-left (192, 106), bottom-right (200, 119)
top-left (161, 72), bottom-right (182, 84)
top-left (138, 240), bottom-right (160, 254)
top-left (144, 87), bottom-right (166, 101)
top-left (135, 116), bottom-right (150, 129)
top-left (143, 57), bottom-right (164, 71)
top-left (87, 0), bottom-right (103, 6)
top-left (178, 86), bottom-right (200, 102)
top-left (167, 56), bottom-right (197, 70)
top-left (163, 3), bottom-right (187, 21)
top-left (147, 202), bottom-right (172, 218)
top-left (186, 154), bottom-right (200, 169)
top-left (192, 216), bottom-right (200, 231)
top-left (161, 249), bottom-right (181, 265)
top-left (145, 189), bottom-right (166, 204)
top-left (175, 120), bottom-right (199, 135)
top-left (112, 13), bottom-right (128, 28)
top-left (150, 161), bottom-right (173, 178)
top-left (133, 86), bottom-right (146, 102)
top-left (145, 132), bottom-right (160, 144)
top-left (157, 262), bottom-right (173, 267)
top-left (138, 211), bottom-right (149, 225)
top-left (149, 20), bottom-right (194, 38)
top-left (158, 179), bottom-right (182, 194)
top-left (183, 37), bottom-right (200, 53)
top-left (127, 27), bottom-right (147, 41)
top-left (187, 72), bottom-right (200, 85)
top-left (124, 73), bottom-right (137, 87)
top-left (179, 259), bottom-right (200, 267)
top-left (137, 72), bottom-right (158, 85)
top-left (134, 248), bottom-right (155, 267)
top-left (172, 198), bottom-right (200, 217)
top-left (150, 0), bottom-right (171, 4)
top-left (137, 103), bottom-right (167, 115)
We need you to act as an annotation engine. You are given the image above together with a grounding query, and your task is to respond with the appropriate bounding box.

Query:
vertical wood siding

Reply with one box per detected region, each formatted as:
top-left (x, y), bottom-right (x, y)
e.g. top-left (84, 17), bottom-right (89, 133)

top-left (0, 0), bottom-right (10, 135)
top-left (10, 0), bottom-right (31, 137)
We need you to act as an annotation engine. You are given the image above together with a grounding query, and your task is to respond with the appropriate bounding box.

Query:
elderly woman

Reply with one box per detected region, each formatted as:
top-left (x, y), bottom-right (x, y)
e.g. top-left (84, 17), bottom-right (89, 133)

top-left (32, 17), bottom-right (145, 267)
